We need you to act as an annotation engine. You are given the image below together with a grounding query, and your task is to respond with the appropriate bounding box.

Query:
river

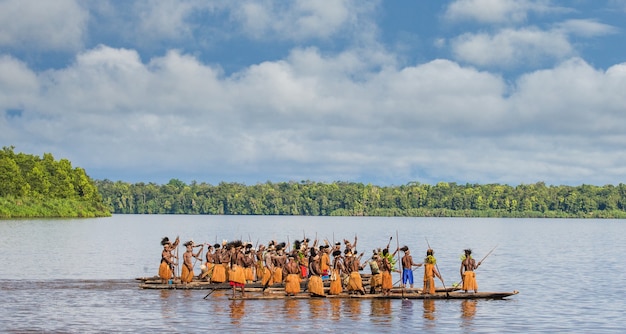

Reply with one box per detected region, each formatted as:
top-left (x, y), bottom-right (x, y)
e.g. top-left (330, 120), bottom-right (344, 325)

top-left (0, 215), bottom-right (624, 333)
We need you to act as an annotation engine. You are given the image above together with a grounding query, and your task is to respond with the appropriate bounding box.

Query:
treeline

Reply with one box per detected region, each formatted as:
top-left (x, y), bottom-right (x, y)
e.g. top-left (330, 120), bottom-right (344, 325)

top-left (0, 146), bottom-right (110, 218)
top-left (96, 178), bottom-right (626, 218)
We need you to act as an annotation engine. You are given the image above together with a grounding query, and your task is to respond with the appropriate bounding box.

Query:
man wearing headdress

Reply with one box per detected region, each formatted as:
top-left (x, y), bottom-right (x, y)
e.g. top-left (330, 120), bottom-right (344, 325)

top-left (368, 251), bottom-right (382, 294)
top-left (298, 239), bottom-right (310, 279)
top-left (380, 248), bottom-right (393, 296)
top-left (284, 254), bottom-right (301, 296)
top-left (423, 249), bottom-right (443, 294)
top-left (400, 246), bottom-right (422, 289)
top-left (272, 243), bottom-right (287, 283)
top-left (200, 244), bottom-right (215, 281)
top-left (181, 241), bottom-right (203, 284)
top-left (328, 249), bottom-right (345, 295)
top-left (460, 249), bottom-right (480, 293)
top-left (211, 244), bottom-right (226, 283)
top-left (243, 243), bottom-right (255, 283)
top-left (158, 236), bottom-right (179, 282)
top-left (228, 241), bottom-right (247, 298)
top-left (261, 244), bottom-right (276, 292)
top-left (320, 244), bottom-right (331, 280)
top-left (307, 248), bottom-right (325, 297)
top-left (345, 250), bottom-right (366, 295)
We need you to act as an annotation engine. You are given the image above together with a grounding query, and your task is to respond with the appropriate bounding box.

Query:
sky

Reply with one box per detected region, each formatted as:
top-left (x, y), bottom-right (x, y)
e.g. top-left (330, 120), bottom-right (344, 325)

top-left (1, 0), bottom-right (626, 186)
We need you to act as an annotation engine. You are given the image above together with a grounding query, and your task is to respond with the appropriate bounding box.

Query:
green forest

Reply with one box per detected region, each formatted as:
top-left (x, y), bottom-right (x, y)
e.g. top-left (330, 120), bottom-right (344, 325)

top-left (4, 146), bottom-right (626, 219)
top-left (96, 178), bottom-right (626, 218)
top-left (0, 146), bottom-right (110, 218)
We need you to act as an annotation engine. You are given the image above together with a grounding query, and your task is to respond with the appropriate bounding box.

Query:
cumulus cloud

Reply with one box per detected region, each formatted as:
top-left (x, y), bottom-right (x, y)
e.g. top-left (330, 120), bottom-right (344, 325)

top-left (228, 0), bottom-right (376, 41)
top-left (555, 19), bottom-right (618, 37)
top-left (0, 0), bottom-right (87, 51)
top-left (2, 1), bottom-right (626, 186)
top-left (451, 27), bottom-right (573, 67)
top-left (444, 0), bottom-right (563, 24)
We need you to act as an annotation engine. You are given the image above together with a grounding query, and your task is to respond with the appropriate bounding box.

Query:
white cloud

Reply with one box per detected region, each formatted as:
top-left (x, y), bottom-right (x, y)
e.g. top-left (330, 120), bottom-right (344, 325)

top-left (230, 0), bottom-right (376, 41)
top-left (451, 27), bottom-right (573, 67)
top-left (0, 0), bottom-right (87, 51)
top-left (3, 43), bottom-right (626, 185)
top-left (444, 0), bottom-right (563, 24)
top-left (555, 19), bottom-right (618, 37)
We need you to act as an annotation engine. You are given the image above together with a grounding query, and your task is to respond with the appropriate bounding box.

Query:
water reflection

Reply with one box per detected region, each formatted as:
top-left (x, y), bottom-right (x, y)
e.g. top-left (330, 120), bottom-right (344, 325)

top-left (345, 300), bottom-right (362, 320)
top-left (159, 290), bottom-right (176, 321)
top-left (423, 300), bottom-right (436, 321)
top-left (229, 300), bottom-right (245, 325)
top-left (370, 299), bottom-right (392, 325)
top-left (310, 298), bottom-right (327, 319)
top-left (329, 299), bottom-right (341, 321)
top-left (284, 299), bottom-right (302, 321)
top-left (461, 299), bottom-right (477, 330)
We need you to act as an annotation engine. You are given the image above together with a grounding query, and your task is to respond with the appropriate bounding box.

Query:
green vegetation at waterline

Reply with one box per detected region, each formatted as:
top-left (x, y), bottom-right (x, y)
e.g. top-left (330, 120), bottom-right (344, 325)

top-left (96, 179), bottom-right (626, 218)
top-left (0, 146), bottom-right (110, 218)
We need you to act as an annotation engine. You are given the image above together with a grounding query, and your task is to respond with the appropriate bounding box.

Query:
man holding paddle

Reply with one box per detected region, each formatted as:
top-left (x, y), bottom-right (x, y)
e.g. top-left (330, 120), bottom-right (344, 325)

top-left (460, 249), bottom-right (481, 293)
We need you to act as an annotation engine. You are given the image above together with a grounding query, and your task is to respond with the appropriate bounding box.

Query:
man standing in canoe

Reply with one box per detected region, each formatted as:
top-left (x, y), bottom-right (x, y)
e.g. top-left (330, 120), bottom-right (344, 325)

top-left (400, 246), bottom-right (423, 289)
top-left (380, 248), bottom-right (393, 296)
top-left (307, 248), bottom-right (325, 297)
top-left (158, 236), bottom-right (179, 283)
top-left (460, 249), bottom-right (480, 293)
top-left (328, 249), bottom-right (345, 295)
top-left (284, 254), bottom-right (301, 296)
top-left (181, 241), bottom-right (203, 284)
top-left (345, 250), bottom-right (366, 295)
top-left (228, 241), bottom-right (247, 298)
top-left (423, 248), bottom-right (443, 294)
top-left (211, 243), bottom-right (226, 283)
top-left (200, 244), bottom-right (215, 281)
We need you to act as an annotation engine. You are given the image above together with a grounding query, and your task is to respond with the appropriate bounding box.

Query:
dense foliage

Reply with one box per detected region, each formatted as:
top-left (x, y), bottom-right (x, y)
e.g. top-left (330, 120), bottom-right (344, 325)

top-left (0, 146), bottom-right (110, 218)
top-left (96, 178), bottom-right (626, 218)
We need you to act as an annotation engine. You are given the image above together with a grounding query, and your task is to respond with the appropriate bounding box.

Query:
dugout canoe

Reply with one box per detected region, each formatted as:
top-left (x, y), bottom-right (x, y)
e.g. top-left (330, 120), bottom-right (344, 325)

top-left (228, 290), bottom-right (519, 300)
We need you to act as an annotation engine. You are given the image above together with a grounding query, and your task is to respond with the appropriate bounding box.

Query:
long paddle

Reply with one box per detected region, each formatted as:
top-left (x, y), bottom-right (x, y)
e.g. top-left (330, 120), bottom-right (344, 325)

top-left (477, 245), bottom-right (498, 267)
top-left (396, 231), bottom-right (404, 298)
top-left (425, 238), bottom-right (448, 298)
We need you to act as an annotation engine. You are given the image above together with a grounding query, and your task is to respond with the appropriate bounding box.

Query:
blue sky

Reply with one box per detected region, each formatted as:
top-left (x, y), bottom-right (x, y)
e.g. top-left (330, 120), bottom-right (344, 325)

top-left (1, 0), bottom-right (626, 186)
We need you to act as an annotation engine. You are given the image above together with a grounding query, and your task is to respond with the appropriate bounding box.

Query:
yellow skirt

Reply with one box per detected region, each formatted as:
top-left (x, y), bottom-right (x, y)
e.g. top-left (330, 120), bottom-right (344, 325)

top-left (423, 277), bottom-right (435, 294)
top-left (273, 267), bottom-right (283, 283)
top-left (158, 262), bottom-right (172, 280)
top-left (308, 275), bottom-right (325, 296)
top-left (212, 264), bottom-right (226, 283)
top-left (382, 271), bottom-right (393, 290)
top-left (181, 265), bottom-right (194, 283)
top-left (244, 267), bottom-right (254, 282)
top-left (262, 267), bottom-right (274, 286)
top-left (463, 271), bottom-right (478, 291)
top-left (329, 270), bottom-right (343, 295)
top-left (228, 265), bottom-right (246, 285)
top-left (285, 273), bottom-right (301, 294)
top-left (347, 271), bottom-right (363, 291)
top-left (370, 273), bottom-right (382, 287)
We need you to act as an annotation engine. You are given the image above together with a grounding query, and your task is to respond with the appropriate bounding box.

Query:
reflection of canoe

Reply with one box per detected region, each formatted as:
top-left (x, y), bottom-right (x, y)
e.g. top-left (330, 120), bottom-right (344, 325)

top-left (228, 290), bottom-right (519, 300)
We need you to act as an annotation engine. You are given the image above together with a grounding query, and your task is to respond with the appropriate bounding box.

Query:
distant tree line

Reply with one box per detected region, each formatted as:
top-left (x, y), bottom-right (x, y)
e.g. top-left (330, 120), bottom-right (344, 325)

top-left (96, 178), bottom-right (626, 218)
top-left (0, 146), bottom-right (110, 218)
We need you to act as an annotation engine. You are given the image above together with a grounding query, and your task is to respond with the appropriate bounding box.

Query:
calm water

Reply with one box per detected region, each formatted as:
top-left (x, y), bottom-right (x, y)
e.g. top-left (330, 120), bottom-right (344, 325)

top-left (1, 215), bottom-right (624, 333)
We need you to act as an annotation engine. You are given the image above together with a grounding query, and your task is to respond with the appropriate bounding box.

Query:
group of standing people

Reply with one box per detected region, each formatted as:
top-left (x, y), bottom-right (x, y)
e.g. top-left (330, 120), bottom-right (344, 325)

top-left (158, 235), bottom-right (485, 297)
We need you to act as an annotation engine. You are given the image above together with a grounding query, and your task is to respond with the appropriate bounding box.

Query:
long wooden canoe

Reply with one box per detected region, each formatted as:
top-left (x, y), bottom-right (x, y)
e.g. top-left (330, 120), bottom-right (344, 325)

top-left (228, 290), bottom-right (519, 300)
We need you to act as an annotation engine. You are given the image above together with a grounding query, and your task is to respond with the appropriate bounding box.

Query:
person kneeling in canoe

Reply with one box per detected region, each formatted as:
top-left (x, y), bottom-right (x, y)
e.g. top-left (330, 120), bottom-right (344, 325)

top-left (460, 249), bottom-right (480, 293)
